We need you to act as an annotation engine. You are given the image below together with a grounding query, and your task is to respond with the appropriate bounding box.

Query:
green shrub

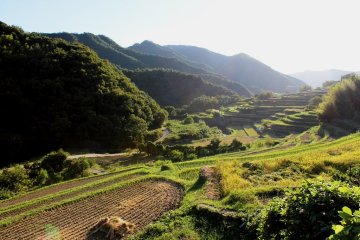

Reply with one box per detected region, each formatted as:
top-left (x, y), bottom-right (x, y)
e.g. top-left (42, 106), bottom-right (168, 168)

top-left (329, 206), bottom-right (360, 240)
top-left (168, 150), bottom-right (184, 162)
top-left (318, 75), bottom-right (360, 122)
top-left (0, 165), bottom-right (32, 192)
top-left (40, 149), bottom-right (69, 173)
top-left (62, 158), bottom-right (91, 180)
top-left (258, 180), bottom-right (360, 240)
top-left (34, 168), bottom-right (49, 186)
top-left (183, 116), bottom-right (194, 124)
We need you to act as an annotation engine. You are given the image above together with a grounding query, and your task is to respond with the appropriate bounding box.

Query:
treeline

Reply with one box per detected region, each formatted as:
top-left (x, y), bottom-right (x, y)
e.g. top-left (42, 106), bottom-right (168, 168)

top-left (0, 22), bottom-right (167, 166)
top-left (139, 138), bottom-right (246, 162)
top-left (123, 69), bottom-right (236, 107)
top-left (318, 74), bottom-right (360, 122)
top-left (0, 150), bottom-right (92, 199)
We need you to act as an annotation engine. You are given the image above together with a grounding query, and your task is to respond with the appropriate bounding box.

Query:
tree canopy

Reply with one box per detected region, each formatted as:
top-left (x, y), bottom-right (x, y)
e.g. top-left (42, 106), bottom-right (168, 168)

top-left (0, 22), bottom-right (167, 166)
top-left (318, 75), bottom-right (360, 122)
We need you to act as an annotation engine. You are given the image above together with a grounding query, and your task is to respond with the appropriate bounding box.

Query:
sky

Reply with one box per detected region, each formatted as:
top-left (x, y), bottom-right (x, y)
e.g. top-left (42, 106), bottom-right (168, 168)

top-left (1, 0), bottom-right (360, 74)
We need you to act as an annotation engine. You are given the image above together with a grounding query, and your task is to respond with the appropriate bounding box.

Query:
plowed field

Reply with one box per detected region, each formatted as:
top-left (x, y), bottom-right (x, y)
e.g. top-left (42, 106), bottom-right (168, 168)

top-left (0, 180), bottom-right (183, 240)
top-left (0, 173), bottom-right (144, 221)
top-left (0, 168), bottom-right (137, 209)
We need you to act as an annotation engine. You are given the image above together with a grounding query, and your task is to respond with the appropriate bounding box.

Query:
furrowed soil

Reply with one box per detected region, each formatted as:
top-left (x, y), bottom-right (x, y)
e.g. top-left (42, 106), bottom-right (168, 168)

top-left (0, 180), bottom-right (183, 240)
top-left (0, 168), bottom-right (137, 209)
top-left (0, 173), bottom-right (144, 221)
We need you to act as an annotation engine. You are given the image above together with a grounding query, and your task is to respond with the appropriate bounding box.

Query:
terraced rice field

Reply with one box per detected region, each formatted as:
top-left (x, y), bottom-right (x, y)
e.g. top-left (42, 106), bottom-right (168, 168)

top-left (0, 168), bottom-right (138, 209)
top-left (0, 172), bottom-right (144, 222)
top-left (0, 179), bottom-right (183, 240)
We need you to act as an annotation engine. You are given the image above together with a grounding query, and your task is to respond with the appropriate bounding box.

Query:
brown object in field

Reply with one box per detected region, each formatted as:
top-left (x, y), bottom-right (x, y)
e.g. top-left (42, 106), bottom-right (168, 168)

top-left (90, 216), bottom-right (135, 239)
top-left (200, 166), bottom-right (222, 200)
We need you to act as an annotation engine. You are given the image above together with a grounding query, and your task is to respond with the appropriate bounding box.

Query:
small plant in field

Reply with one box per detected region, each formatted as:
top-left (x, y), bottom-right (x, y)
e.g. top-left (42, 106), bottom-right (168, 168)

top-left (329, 206), bottom-right (360, 240)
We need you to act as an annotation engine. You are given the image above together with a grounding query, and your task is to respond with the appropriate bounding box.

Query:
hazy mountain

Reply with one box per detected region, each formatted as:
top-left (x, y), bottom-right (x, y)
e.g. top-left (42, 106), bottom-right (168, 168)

top-left (291, 69), bottom-right (354, 88)
top-left (130, 42), bottom-right (305, 94)
top-left (42, 33), bottom-right (206, 74)
top-left (44, 34), bottom-right (252, 97)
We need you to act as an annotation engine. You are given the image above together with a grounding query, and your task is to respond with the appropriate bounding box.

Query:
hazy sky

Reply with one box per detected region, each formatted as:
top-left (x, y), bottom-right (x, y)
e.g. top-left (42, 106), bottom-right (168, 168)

top-left (1, 0), bottom-right (360, 73)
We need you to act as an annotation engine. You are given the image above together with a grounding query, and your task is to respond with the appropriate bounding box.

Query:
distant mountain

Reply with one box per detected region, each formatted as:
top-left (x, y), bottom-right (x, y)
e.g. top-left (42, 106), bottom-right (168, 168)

top-left (129, 41), bottom-right (305, 94)
top-left (123, 69), bottom-right (236, 107)
top-left (291, 69), bottom-right (355, 88)
top-left (42, 33), bottom-right (205, 74)
top-left (44, 34), bottom-right (251, 97)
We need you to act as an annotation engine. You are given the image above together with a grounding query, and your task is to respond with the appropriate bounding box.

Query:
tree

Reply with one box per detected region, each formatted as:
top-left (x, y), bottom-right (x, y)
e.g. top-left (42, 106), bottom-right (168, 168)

top-left (299, 84), bottom-right (312, 92)
top-left (40, 149), bottom-right (69, 173)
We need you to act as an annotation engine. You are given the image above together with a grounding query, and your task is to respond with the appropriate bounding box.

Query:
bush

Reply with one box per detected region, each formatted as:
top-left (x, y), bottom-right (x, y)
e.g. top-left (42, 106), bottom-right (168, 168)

top-left (258, 180), bottom-right (360, 240)
top-left (0, 165), bottom-right (32, 192)
top-left (183, 116), bottom-right (194, 124)
top-left (62, 158), bottom-right (91, 180)
top-left (40, 149), bottom-right (69, 173)
top-left (33, 168), bottom-right (49, 186)
top-left (168, 150), bottom-right (184, 162)
top-left (318, 75), bottom-right (360, 122)
top-left (329, 206), bottom-right (360, 240)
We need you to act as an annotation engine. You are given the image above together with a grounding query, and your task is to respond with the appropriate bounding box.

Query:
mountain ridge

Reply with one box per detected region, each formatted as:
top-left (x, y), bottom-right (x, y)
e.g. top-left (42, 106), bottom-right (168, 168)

top-left (132, 41), bottom-right (305, 93)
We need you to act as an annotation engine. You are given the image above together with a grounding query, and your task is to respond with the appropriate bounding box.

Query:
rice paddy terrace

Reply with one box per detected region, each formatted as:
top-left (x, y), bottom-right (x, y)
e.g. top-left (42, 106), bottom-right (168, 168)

top-left (215, 90), bottom-right (326, 137)
top-left (0, 168), bottom-right (183, 239)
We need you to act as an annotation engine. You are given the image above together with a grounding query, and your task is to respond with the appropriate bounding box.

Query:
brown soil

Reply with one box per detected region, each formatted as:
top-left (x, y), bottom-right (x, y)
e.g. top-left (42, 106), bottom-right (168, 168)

top-left (200, 167), bottom-right (222, 200)
top-left (0, 173), bottom-right (144, 221)
top-left (0, 180), bottom-right (183, 240)
top-left (0, 168), bottom-right (136, 210)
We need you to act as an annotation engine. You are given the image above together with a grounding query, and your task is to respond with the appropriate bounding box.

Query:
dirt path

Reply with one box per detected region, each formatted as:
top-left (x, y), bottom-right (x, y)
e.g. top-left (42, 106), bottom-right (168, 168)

top-left (200, 167), bottom-right (222, 200)
top-left (0, 180), bottom-right (183, 240)
top-left (0, 173), bottom-right (144, 221)
top-left (0, 168), bottom-right (137, 210)
top-left (68, 152), bottom-right (127, 160)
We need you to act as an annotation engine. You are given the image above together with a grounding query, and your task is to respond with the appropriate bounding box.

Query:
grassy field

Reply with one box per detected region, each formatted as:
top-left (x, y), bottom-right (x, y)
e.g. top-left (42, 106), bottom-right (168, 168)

top-left (1, 131), bottom-right (360, 239)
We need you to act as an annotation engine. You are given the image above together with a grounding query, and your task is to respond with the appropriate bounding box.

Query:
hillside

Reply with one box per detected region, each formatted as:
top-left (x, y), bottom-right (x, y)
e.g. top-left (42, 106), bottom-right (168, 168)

top-left (291, 69), bottom-right (354, 88)
top-left (0, 22), bottom-right (167, 165)
top-left (123, 69), bottom-right (236, 107)
top-left (129, 41), bottom-right (305, 94)
top-left (42, 33), bottom-right (205, 74)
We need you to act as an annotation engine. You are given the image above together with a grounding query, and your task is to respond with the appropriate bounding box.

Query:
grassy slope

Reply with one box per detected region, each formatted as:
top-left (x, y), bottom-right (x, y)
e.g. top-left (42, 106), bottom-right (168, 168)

top-left (3, 131), bottom-right (360, 238)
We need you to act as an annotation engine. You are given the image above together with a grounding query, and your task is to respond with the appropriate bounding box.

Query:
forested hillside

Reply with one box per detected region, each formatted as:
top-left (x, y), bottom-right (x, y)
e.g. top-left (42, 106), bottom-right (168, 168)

top-left (0, 22), bottom-right (167, 166)
top-left (123, 69), bottom-right (236, 107)
top-left (43, 33), bottom-right (205, 74)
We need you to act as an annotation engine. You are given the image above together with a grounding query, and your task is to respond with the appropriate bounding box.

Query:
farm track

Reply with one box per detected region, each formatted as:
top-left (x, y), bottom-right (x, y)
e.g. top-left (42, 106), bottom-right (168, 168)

top-left (0, 173), bottom-right (144, 221)
top-left (201, 167), bottom-right (221, 200)
top-left (0, 168), bottom-right (138, 209)
top-left (0, 180), bottom-right (183, 240)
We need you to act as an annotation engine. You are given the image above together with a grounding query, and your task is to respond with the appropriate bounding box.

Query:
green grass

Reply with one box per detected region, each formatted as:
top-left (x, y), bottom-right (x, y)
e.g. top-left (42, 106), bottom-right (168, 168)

top-left (243, 125), bottom-right (259, 137)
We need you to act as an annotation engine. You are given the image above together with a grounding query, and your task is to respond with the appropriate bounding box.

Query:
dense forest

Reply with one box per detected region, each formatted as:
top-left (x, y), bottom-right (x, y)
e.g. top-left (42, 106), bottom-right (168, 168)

top-left (123, 69), bottom-right (236, 107)
top-left (0, 22), bottom-right (167, 166)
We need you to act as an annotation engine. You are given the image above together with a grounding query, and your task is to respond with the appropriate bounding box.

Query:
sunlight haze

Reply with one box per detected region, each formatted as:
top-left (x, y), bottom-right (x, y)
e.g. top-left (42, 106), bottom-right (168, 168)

top-left (1, 0), bottom-right (359, 73)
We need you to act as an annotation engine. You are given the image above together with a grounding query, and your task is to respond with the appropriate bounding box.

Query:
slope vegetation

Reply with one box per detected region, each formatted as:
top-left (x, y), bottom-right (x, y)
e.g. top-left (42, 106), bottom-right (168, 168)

top-left (0, 22), bottom-right (166, 165)
top-left (124, 69), bottom-right (237, 106)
